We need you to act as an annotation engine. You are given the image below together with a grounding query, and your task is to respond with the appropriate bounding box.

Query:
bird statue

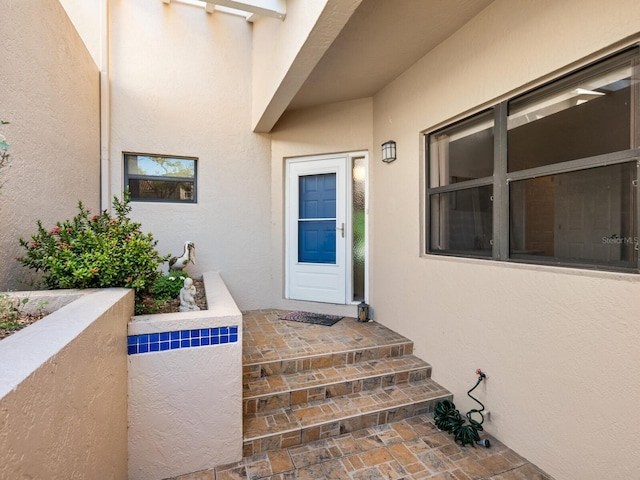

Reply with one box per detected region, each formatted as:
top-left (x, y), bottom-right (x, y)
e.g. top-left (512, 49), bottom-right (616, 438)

top-left (169, 241), bottom-right (196, 271)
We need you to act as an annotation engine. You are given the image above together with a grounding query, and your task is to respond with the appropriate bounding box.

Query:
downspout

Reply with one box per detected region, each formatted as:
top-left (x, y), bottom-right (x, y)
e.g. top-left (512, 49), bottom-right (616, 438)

top-left (99, 0), bottom-right (111, 211)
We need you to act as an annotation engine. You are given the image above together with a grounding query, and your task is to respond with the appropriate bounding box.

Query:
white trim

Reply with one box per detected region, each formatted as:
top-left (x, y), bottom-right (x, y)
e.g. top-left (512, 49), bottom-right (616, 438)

top-left (284, 151), bottom-right (369, 305)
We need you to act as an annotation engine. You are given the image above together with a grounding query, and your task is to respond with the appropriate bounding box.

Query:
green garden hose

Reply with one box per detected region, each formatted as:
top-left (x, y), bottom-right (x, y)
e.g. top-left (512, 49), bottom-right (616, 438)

top-left (433, 369), bottom-right (490, 447)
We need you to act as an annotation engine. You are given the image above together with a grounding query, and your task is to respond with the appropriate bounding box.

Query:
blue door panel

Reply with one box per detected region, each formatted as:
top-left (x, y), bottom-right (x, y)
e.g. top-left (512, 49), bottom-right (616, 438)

top-left (298, 172), bottom-right (337, 264)
top-left (300, 174), bottom-right (336, 219)
top-left (298, 221), bottom-right (336, 263)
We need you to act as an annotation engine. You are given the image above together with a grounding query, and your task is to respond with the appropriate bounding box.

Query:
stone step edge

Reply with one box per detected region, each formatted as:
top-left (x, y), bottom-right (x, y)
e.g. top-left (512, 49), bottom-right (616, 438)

top-left (243, 391), bottom-right (452, 442)
top-left (243, 356), bottom-right (432, 401)
top-left (243, 363), bottom-right (432, 401)
top-left (243, 340), bottom-right (414, 368)
top-left (243, 341), bottom-right (414, 379)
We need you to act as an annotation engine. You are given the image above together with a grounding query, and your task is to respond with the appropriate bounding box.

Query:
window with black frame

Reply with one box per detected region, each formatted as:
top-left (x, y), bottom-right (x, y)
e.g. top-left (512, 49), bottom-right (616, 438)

top-left (124, 153), bottom-right (197, 203)
top-left (425, 47), bottom-right (640, 272)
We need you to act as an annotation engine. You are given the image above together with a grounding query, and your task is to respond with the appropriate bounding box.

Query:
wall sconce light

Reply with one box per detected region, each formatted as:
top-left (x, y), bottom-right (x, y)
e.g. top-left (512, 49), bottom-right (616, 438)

top-left (357, 301), bottom-right (370, 322)
top-left (381, 140), bottom-right (396, 163)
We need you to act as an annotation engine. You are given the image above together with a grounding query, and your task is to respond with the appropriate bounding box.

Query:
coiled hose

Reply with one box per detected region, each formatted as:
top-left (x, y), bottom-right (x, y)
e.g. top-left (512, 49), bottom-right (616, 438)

top-left (433, 369), bottom-right (489, 447)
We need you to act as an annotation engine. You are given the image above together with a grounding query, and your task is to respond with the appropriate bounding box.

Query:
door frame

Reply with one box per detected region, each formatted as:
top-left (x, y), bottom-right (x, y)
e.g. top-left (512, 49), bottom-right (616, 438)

top-left (285, 151), bottom-right (368, 305)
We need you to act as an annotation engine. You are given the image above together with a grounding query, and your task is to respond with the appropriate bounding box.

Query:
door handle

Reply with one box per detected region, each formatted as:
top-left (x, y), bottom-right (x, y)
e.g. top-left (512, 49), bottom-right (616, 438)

top-left (337, 222), bottom-right (345, 238)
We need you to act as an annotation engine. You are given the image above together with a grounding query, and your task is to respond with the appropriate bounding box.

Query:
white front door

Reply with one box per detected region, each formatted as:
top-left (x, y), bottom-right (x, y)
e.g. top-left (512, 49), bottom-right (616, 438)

top-left (286, 156), bottom-right (348, 304)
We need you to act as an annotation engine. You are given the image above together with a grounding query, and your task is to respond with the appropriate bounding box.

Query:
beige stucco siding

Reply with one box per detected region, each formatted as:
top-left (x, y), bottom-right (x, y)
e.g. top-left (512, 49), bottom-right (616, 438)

top-left (109, 0), bottom-right (272, 309)
top-left (370, 1), bottom-right (640, 479)
top-left (0, 0), bottom-right (100, 291)
top-left (0, 289), bottom-right (131, 479)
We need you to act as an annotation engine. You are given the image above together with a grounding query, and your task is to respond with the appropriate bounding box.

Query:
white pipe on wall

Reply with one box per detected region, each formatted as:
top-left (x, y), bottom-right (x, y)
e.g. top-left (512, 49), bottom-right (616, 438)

top-left (99, 0), bottom-right (111, 211)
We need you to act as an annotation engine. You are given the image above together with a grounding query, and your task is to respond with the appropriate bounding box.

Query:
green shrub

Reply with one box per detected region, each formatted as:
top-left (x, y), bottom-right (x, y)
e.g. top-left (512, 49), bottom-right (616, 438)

top-left (16, 192), bottom-right (170, 310)
top-left (151, 272), bottom-right (190, 301)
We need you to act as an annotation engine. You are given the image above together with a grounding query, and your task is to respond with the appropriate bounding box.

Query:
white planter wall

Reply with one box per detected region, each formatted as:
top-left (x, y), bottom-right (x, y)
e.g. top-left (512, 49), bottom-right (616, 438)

top-left (127, 271), bottom-right (243, 480)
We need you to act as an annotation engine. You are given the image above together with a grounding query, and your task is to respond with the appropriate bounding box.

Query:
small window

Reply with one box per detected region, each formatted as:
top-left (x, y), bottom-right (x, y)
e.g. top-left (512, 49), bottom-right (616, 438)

top-left (430, 186), bottom-right (493, 257)
top-left (124, 153), bottom-right (197, 203)
top-left (427, 111), bottom-right (494, 257)
top-left (429, 111), bottom-right (494, 188)
top-left (509, 162), bottom-right (637, 269)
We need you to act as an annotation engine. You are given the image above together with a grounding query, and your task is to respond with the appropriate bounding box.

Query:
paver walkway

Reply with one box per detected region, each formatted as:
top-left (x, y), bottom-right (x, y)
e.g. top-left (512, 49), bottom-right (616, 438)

top-left (176, 413), bottom-right (553, 480)
top-left (170, 310), bottom-right (555, 479)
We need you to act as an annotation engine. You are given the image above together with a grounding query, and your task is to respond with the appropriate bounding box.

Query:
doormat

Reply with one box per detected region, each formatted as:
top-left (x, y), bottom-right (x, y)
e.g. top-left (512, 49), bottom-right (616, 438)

top-left (279, 311), bottom-right (344, 327)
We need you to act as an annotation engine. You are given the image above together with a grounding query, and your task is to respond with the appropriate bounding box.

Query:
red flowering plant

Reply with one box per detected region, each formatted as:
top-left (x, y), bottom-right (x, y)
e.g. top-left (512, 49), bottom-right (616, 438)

top-left (17, 191), bottom-right (170, 313)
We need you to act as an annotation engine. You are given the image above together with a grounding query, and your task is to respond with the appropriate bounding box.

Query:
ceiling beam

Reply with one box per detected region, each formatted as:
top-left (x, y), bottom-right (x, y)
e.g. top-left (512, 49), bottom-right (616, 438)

top-left (203, 0), bottom-right (286, 20)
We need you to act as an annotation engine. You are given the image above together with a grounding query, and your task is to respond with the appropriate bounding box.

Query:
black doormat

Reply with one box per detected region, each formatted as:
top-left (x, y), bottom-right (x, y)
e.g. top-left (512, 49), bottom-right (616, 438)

top-left (279, 311), bottom-right (344, 327)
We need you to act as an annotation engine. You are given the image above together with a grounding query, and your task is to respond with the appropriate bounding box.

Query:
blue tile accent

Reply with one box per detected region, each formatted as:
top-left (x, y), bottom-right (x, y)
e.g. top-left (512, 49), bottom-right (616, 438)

top-left (128, 325), bottom-right (239, 355)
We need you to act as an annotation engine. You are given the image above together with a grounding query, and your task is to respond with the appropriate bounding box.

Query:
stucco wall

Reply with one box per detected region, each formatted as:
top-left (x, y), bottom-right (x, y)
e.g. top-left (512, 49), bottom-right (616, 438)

top-left (251, 0), bottom-right (362, 132)
top-left (0, 288), bottom-right (131, 479)
top-left (369, 1), bottom-right (640, 479)
top-left (271, 98), bottom-right (373, 315)
top-left (251, 0), bottom-right (327, 130)
top-left (58, 0), bottom-right (103, 68)
top-left (128, 271), bottom-right (242, 479)
top-left (0, 0), bottom-right (100, 291)
top-left (109, 0), bottom-right (272, 309)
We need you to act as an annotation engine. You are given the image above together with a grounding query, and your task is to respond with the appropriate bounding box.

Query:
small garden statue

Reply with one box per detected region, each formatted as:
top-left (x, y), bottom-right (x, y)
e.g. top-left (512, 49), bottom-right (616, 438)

top-left (179, 277), bottom-right (200, 312)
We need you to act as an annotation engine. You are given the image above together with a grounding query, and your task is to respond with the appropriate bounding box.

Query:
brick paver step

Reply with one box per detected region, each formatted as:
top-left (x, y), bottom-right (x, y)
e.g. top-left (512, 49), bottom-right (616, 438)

top-left (243, 341), bottom-right (414, 381)
top-left (243, 354), bottom-right (433, 415)
top-left (242, 310), bottom-right (414, 381)
top-left (242, 379), bottom-right (452, 456)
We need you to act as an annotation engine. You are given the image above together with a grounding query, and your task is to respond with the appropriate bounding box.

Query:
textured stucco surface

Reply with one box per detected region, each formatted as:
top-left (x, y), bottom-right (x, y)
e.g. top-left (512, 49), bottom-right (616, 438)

top-left (367, 1), bottom-right (640, 479)
top-left (0, 288), bottom-right (131, 479)
top-left (109, 0), bottom-right (272, 310)
top-left (58, 0), bottom-right (103, 68)
top-left (0, 0), bottom-right (100, 291)
top-left (128, 272), bottom-right (243, 479)
top-left (251, 0), bottom-right (362, 132)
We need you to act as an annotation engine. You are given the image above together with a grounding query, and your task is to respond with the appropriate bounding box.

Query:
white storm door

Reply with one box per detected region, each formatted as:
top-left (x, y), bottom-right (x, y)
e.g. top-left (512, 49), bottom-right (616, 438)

top-left (286, 156), bottom-right (348, 304)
